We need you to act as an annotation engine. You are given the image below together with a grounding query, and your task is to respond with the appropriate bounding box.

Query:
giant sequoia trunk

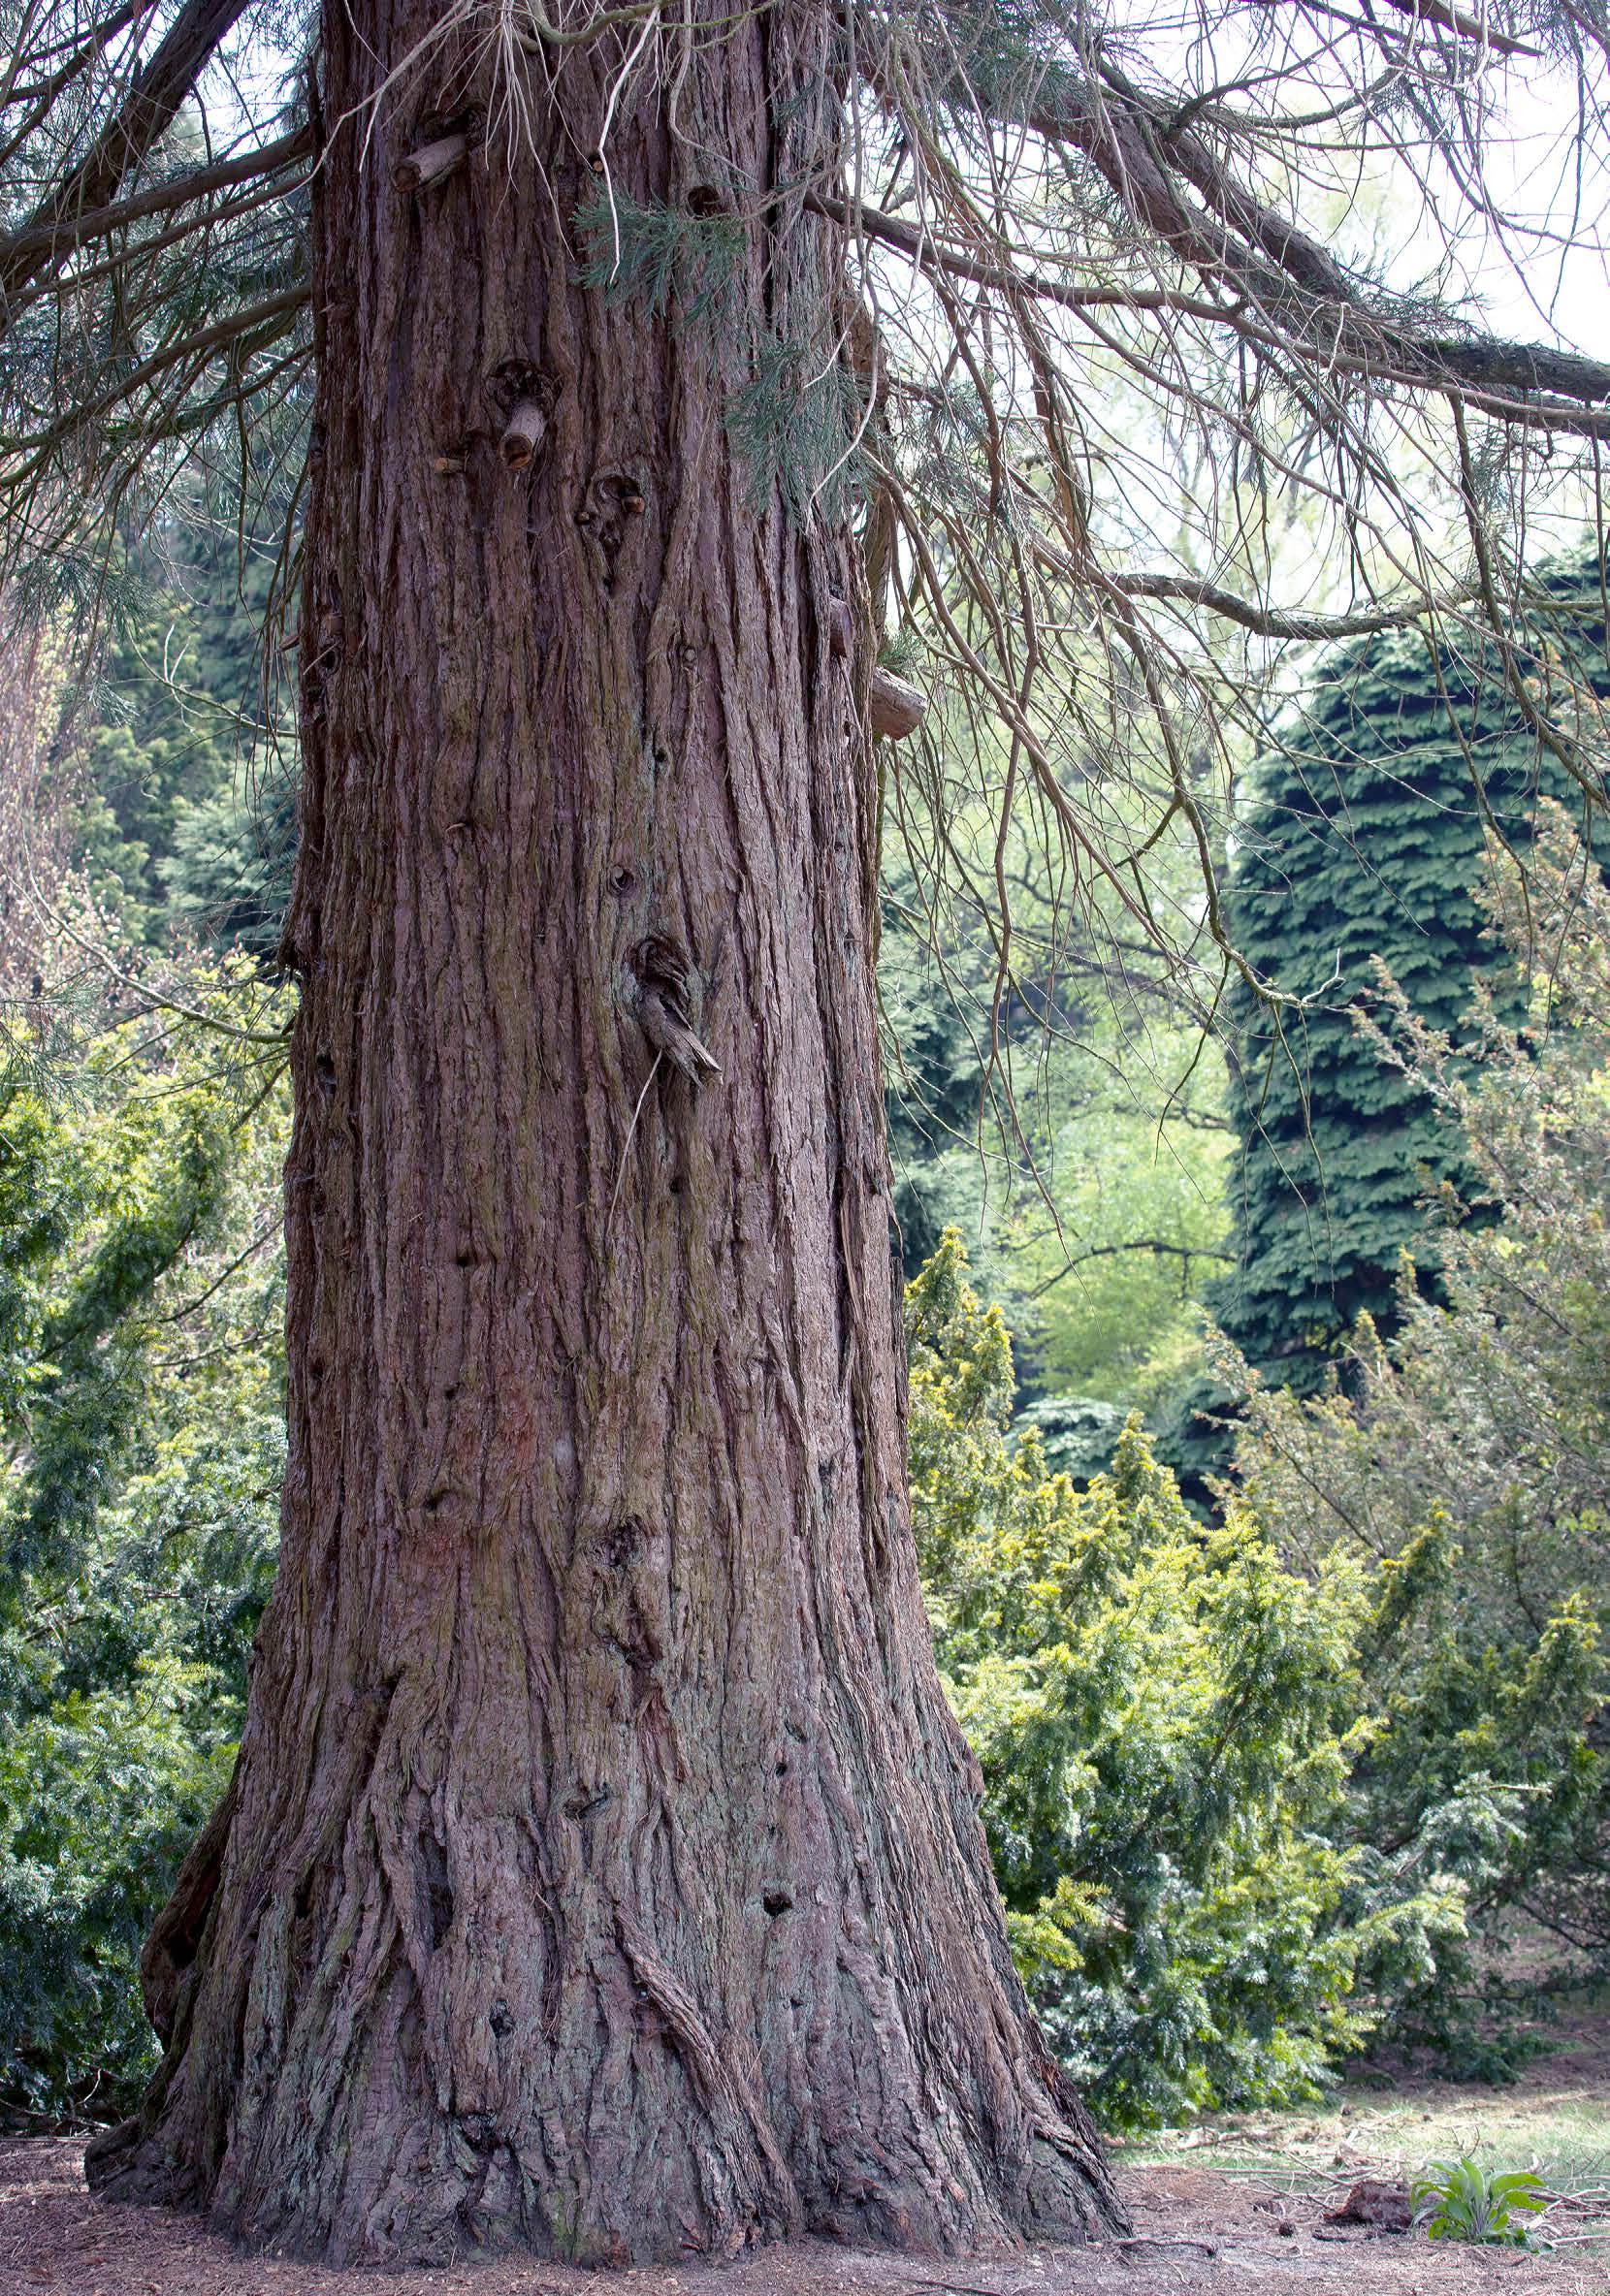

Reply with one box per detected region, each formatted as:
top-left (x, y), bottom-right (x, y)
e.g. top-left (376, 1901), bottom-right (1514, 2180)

top-left (87, 1), bottom-right (1121, 2264)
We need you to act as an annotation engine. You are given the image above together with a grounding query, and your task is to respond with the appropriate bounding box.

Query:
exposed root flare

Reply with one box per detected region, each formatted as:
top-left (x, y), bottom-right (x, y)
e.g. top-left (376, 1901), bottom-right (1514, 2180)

top-left (615, 1914), bottom-right (800, 2242)
top-left (140, 1771), bottom-right (237, 2043)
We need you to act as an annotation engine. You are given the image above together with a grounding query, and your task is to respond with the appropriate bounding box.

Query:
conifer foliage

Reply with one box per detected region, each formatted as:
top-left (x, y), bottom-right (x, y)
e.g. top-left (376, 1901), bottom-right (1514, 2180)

top-left (1213, 575), bottom-right (1610, 1395)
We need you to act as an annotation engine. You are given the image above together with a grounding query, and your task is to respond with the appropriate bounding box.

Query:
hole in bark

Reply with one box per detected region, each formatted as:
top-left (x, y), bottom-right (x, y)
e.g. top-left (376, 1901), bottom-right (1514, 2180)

top-left (490, 1999), bottom-right (513, 2037)
top-left (564, 1786), bottom-right (610, 1821)
top-left (314, 1054), bottom-right (337, 1094)
top-left (422, 1835), bottom-right (454, 1948)
top-left (454, 1245), bottom-right (479, 1266)
top-left (762, 1888), bottom-right (792, 1917)
top-left (596, 1518), bottom-right (641, 1569)
top-left (687, 183), bottom-right (728, 216)
top-left (485, 357), bottom-right (551, 415)
top-left (607, 866), bottom-right (637, 897)
top-left (775, 1758), bottom-right (788, 1776)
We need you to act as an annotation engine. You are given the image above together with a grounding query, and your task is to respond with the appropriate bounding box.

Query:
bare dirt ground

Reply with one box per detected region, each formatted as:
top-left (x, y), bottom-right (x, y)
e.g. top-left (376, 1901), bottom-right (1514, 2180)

top-left (4, 2021), bottom-right (1606, 2296)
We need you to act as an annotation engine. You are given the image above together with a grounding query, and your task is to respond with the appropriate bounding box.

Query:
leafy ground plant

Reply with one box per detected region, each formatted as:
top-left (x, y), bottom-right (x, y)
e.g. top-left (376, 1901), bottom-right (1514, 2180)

top-left (1410, 2157), bottom-right (1548, 2247)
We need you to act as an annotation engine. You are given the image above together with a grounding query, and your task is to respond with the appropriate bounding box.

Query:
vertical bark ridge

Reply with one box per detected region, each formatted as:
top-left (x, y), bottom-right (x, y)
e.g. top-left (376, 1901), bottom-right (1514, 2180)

top-left (86, 0), bottom-right (1124, 2266)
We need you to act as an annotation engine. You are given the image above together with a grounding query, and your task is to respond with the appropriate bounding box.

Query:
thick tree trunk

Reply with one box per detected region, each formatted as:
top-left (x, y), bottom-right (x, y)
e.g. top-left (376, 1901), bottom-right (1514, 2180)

top-left (86, 2), bottom-right (1122, 2265)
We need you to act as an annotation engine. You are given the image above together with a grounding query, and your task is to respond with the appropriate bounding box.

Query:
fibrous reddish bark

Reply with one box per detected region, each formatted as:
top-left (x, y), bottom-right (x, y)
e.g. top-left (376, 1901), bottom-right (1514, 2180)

top-left (86, 2), bottom-right (1122, 2265)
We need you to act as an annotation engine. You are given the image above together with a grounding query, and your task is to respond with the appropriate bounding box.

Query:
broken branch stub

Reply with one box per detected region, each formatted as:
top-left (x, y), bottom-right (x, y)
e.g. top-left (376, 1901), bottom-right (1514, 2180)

top-left (393, 132), bottom-right (467, 193)
top-left (868, 664), bottom-right (927, 740)
top-left (499, 399), bottom-right (547, 469)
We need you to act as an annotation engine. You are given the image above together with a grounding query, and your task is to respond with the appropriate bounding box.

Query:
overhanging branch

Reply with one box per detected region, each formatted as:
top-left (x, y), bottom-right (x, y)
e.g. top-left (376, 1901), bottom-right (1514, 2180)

top-left (1, 0), bottom-right (258, 309)
top-left (919, 41), bottom-right (1610, 417)
top-left (1114, 573), bottom-right (1478, 641)
top-left (0, 285), bottom-right (309, 486)
top-left (827, 190), bottom-right (1610, 437)
top-left (0, 125), bottom-right (313, 278)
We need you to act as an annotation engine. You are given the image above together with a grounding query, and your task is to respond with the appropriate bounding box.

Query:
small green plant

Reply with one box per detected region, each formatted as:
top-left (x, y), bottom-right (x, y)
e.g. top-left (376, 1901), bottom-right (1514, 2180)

top-left (1411, 2157), bottom-right (1549, 2247)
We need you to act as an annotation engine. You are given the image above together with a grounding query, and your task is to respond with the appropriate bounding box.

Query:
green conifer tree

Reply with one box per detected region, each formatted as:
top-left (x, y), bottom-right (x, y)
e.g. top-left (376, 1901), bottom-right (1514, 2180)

top-left (73, 523), bottom-right (296, 957)
top-left (1211, 567), bottom-right (1609, 1398)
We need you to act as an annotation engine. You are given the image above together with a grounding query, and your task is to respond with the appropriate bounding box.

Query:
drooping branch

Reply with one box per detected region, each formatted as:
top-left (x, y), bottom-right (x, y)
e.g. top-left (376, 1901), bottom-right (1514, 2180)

top-left (0, 124), bottom-right (313, 281)
top-left (918, 33), bottom-right (1610, 415)
top-left (0, 0), bottom-right (257, 309)
top-left (1029, 1237), bottom-right (1235, 1300)
top-left (0, 0), bottom-right (150, 178)
top-left (1371, 0), bottom-right (1539, 55)
top-left (826, 189), bottom-right (1610, 440)
top-left (0, 286), bottom-right (308, 488)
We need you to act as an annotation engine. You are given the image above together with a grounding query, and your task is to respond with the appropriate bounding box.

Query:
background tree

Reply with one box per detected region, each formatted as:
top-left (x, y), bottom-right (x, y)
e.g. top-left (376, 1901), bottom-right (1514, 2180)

top-left (881, 837), bottom-right (1231, 1459)
top-left (1210, 566), bottom-right (1610, 1403)
top-left (0, 987), bottom-right (288, 2124)
top-left (1230, 804), bottom-right (1610, 2038)
top-left (71, 526), bottom-right (296, 958)
top-left (906, 1234), bottom-right (1461, 2129)
top-left (3, 0), bottom-right (1610, 2270)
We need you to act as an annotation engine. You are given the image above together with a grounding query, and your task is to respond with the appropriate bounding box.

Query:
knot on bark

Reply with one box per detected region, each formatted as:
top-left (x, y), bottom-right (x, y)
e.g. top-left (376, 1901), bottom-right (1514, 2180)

top-left (485, 360), bottom-right (557, 470)
top-left (630, 936), bottom-right (720, 1084)
top-left (577, 469), bottom-right (647, 590)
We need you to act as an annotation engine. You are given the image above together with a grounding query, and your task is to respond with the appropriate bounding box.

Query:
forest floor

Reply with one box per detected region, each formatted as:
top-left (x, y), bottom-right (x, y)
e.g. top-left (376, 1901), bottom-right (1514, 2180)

top-left (3, 2015), bottom-right (1606, 2296)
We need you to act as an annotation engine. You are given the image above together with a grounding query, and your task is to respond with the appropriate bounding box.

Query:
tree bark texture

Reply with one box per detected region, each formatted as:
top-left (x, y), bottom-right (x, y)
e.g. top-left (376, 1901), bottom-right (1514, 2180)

top-left (86, 2), bottom-right (1122, 2264)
